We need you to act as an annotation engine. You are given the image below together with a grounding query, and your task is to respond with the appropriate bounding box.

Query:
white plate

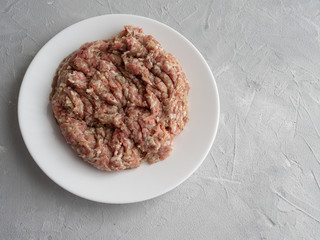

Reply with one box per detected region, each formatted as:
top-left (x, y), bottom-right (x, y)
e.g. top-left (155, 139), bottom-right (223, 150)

top-left (18, 14), bottom-right (220, 204)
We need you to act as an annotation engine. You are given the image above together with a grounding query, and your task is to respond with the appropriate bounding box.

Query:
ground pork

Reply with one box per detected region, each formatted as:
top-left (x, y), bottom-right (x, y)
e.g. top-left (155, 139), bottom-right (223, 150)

top-left (50, 25), bottom-right (190, 171)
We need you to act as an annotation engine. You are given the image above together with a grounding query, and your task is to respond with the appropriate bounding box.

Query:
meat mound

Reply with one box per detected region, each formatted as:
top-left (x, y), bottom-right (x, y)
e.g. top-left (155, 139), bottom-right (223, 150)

top-left (50, 26), bottom-right (190, 171)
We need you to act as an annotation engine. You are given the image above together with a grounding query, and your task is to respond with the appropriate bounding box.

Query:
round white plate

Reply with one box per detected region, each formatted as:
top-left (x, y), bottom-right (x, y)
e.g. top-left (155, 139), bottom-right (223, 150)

top-left (18, 14), bottom-right (220, 204)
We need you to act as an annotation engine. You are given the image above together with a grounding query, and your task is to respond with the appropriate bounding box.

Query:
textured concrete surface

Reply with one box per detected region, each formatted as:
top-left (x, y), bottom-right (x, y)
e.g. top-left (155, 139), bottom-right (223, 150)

top-left (1, 0), bottom-right (320, 239)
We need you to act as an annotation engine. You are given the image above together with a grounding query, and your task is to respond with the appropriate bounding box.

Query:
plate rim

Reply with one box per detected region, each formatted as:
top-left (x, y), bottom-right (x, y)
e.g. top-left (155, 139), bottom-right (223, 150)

top-left (18, 14), bottom-right (220, 204)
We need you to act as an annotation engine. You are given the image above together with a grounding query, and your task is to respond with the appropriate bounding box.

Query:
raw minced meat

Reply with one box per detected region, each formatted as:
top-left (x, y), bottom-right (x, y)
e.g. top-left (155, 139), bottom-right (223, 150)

top-left (50, 25), bottom-right (190, 171)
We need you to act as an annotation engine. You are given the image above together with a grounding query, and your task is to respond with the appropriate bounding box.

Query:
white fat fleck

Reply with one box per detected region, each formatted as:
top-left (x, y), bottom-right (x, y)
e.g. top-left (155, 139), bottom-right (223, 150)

top-left (111, 154), bottom-right (123, 162)
top-left (149, 138), bottom-right (156, 147)
top-left (169, 113), bottom-right (176, 119)
top-left (165, 63), bottom-right (172, 71)
top-left (96, 150), bottom-right (101, 157)
top-left (65, 98), bottom-right (72, 107)
top-left (150, 101), bottom-right (157, 109)
top-left (86, 88), bottom-right (93, 93)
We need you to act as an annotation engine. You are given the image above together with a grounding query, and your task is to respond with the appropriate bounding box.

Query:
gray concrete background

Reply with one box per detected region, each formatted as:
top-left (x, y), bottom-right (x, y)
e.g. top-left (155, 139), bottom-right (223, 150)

top-left (1, 0), bottom-right (320, 239)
